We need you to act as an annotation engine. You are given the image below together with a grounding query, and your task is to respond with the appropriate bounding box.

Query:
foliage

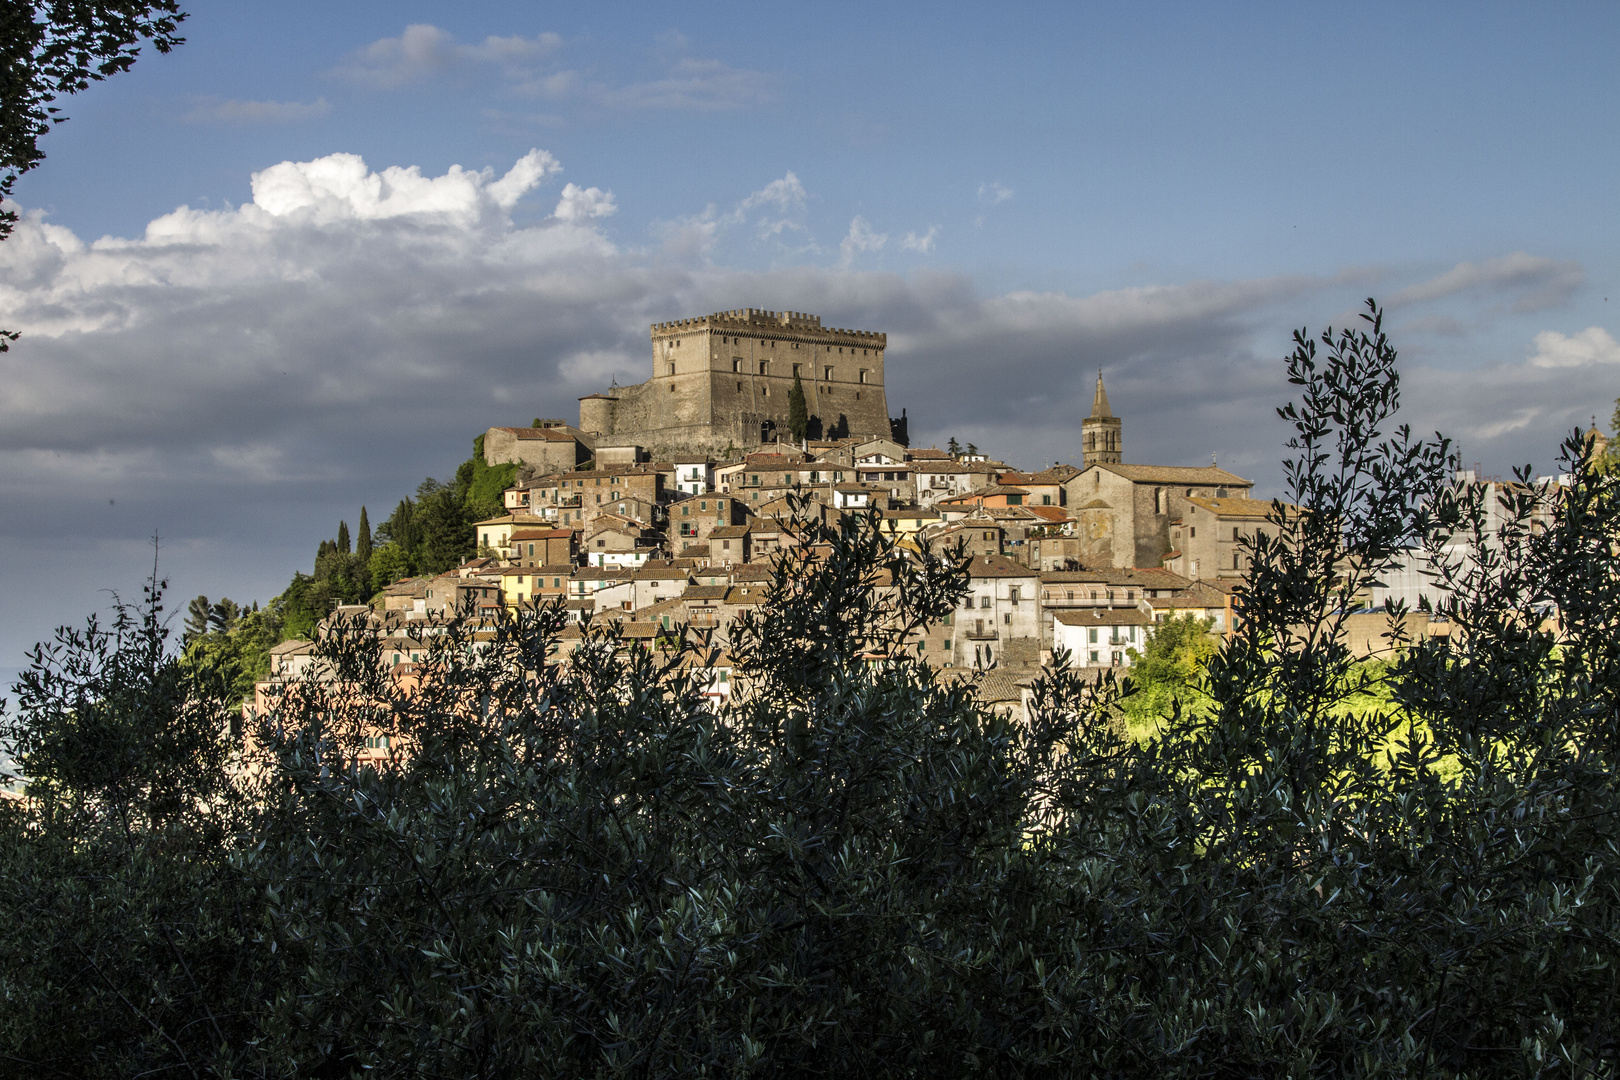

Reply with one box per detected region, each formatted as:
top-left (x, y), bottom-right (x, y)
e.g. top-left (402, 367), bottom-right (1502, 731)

top-left (3, 301), bottom-right (1619, 1075)
top-left (1121, 611), bottom-right (1216, 734)
top-left (0, 1), bottom-right (187, 348)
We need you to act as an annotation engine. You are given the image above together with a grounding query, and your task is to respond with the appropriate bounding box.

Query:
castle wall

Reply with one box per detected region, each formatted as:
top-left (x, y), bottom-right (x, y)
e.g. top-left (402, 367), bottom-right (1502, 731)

top-left (578, 309), bottom-right (892, 455)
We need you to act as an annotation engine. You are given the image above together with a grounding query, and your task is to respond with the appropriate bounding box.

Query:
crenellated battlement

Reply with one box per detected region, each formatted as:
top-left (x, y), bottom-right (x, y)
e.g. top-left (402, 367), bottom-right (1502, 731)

top-left (650, 309), bottom-right (886, 347)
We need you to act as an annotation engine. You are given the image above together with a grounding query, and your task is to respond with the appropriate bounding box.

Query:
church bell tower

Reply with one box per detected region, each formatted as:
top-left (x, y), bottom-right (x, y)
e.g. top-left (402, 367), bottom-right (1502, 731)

top-left (1081, 369), bottom-right (1122, 466)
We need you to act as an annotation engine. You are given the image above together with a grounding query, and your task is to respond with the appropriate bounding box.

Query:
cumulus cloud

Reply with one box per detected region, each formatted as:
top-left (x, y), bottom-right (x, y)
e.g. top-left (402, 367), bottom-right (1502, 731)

top-left (334, 24), bottom-right (560, 88)
top-left (184, 97), bottom-right (331, 125)
top-left (1528, 326), bottom-right (1620, 368)
top-left (553, 183), bottom-right (617, 222)
top-left (239, 148), bottom-right (559, 226)
top-left (658, 172), bottom-right (813, 256)
top-left (1388, 252), bottom-right (1584, 313)
top-left (838, 216), bottom-right (887, 268)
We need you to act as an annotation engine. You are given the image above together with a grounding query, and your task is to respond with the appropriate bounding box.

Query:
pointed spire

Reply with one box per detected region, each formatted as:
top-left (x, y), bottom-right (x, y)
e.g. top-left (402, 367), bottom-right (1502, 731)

top-left (1090, 368), bottom-right (1113, 419)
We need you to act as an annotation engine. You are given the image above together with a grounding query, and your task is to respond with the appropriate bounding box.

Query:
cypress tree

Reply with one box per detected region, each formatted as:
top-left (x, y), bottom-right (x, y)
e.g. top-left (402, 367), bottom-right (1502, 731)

top-left (788, 373), bottom-right (809, 442)
top-left (357, 507), bottom-right (372, 562)
top-left (337, 521), bottom-right (351, 555)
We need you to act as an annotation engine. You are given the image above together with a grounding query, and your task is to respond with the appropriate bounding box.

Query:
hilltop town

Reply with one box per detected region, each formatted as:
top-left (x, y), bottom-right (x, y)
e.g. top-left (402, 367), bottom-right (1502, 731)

top-left (254, 307), bottom-right (1294, 704)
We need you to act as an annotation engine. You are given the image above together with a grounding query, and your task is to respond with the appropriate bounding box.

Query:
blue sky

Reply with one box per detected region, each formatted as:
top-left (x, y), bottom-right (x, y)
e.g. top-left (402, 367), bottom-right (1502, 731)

top-left (1, 0), bottom-right (1617, 678)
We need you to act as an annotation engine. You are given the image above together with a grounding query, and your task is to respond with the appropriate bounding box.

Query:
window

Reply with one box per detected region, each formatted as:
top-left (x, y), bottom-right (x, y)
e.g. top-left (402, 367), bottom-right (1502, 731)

top-left (1003, 613), bottom-right (1012, 625)
top-left (528, 543), bottom-right (535, 557)
top-left (722, 540), bottom-right (731, 550)
top-left (793, 363), bottom-right (802, 377)
top-left (667, 363), bottom-right (675, 376)
top-left (718, 671), bottom-right (729, 684)
top-left (980, 596), bottom-right (991, 609)
top-left (1008, 494), bottom-right (1022, 505)
top-left (824, 365), bottom-right (834, 380)
top-left (759, 361), bottom-right (768, 375)
top-left (1009, 586), bottom-right (1021, 602)
top-left (1089, 628), bottom-right (1098, 644)
top-left (1042, 494), bottom-right (1051, 505)
top-left (1190, 527), bottom-right (1196, 538)
top-left (859, 369), bottom-right (869, 384)
top-left (732, 358), bottom-right (741, 372)
top-left (597, 539), bottom-right (605, 548)
top-left (1233, 527), bottom-right (1240, 541)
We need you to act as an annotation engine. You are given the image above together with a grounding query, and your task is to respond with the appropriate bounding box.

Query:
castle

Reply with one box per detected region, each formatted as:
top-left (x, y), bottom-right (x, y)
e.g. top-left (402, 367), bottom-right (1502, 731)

top-left (576, 309), bottom-right (898, 456)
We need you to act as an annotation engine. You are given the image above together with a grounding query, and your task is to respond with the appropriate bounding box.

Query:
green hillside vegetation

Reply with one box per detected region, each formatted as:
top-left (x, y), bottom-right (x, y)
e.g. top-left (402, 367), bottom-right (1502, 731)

top-left (175, 437), bottom-right (517, 700)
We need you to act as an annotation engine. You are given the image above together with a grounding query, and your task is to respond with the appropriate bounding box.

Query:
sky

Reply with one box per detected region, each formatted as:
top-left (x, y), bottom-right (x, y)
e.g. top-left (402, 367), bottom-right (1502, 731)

top-left (1, 0), bottom-right (1617, 684)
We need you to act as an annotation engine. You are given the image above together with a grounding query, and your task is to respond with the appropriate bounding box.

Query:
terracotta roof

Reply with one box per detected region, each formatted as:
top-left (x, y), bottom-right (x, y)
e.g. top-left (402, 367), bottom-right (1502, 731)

top-left (683, 584), bottom-right (730, 601)
top-left (724, 585), bottom-right (768, 605)
top-left (711, 525), bottom-right (750, 538)
top-left (1089, 463), bottom-right (1252, 486)
top-left (509, 528), bottom-right (574, 540)
top-left (906, 447), bottom-right (953, 460)
top-left (966, 554), bottom-right (1038, 578)
top-left (1028, 506), bottom-right (1073, 523)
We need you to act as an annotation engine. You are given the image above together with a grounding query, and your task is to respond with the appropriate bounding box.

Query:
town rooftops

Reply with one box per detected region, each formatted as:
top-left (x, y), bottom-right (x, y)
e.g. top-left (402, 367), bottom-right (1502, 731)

top-left (682, 584), bottom-right (731, 602)
top-left (710, 525), bottom-right (750, 539)
top-left (509, 527), bottom-right (575, 540)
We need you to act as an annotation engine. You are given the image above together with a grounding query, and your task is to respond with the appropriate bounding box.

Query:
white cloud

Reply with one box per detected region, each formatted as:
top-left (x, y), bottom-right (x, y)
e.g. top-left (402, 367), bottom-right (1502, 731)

top-left (184, 97), bottom-right (330, 125)
top-left (900, 227), bottom-right (938, 253)
top-left (1528, 326), bottom-right (1620, 368)
top-left (334, 24), bottom-right (560, 88)
top-left (1388, 252), bottom-right (1584, 313)
top-left (241, 148), bottom-right (558, 225)
top-left (978, 182), bottom-right (1013, 206)
top-left (838, 216), bottom-right (887, 268)
top-left (553, 183), bottom-right (617, 222)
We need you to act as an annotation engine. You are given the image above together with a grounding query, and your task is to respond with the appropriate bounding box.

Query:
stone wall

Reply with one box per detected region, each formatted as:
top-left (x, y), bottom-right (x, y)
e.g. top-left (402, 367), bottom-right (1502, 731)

top-left (578, 309), bottom-right (892, 455)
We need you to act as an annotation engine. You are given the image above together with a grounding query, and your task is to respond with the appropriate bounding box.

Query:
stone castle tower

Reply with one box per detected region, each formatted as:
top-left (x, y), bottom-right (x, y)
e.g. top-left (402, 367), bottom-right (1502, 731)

top-left (1081, 369), bottom-right (1122, 466)
top-left (578, 309), bottom-right (893, 456)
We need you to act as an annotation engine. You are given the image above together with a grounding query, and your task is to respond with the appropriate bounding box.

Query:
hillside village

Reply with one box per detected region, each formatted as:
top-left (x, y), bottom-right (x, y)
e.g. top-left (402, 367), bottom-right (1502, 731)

top-left (257, 308), bottom-right (1300, 707)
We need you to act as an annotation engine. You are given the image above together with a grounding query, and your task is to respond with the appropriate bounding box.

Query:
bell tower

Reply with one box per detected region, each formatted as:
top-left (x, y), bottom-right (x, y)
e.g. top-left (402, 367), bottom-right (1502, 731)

top-left (1081, 369), bottom-right (1122, 466)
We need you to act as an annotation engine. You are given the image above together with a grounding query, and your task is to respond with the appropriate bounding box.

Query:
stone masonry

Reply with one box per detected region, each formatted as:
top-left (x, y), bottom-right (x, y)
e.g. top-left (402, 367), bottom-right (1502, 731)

top-left (578, 309), bottom-right (892, 457)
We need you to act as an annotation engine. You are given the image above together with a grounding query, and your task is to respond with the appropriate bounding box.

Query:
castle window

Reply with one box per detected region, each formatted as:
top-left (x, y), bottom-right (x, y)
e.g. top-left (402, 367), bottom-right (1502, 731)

top-left (824, 366), bottom-right (833, 379)
top-left (737, 382), bottom-right (743, 391)
top-left (859, 369), bottom-right (869, 383)
top-left (667, 364), bottom-right (675, 376)
top-left (793, 363), bottom-right (802, 377)
top-left (1233, 527), bottom-right (1240, 541)
top-left (761, 385), bottom-right (769, 396)
top-left (759, 361), bottom-right (768, 375)
top-left (732, 358), bottom-right (741, 372)
top-left (669, 383), bottom-right (676, 391)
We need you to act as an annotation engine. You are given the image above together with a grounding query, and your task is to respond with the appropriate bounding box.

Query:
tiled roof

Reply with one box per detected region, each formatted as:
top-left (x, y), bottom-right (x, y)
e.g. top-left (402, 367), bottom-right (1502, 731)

top-left (509, 528), bottom-right (574, 540)
top-left (1089, 463), bottom-right (1252, 486)
top-left (1185, 496), bottom-right (1277, 518)
top-left (967, 554), bottom-right (1038, 578)
top-left (1055, 608), bottom-right (1153, 626)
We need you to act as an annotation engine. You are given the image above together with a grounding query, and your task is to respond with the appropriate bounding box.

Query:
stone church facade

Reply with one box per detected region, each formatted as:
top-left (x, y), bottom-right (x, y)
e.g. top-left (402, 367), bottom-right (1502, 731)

top-left (578, 309), bottom-right (894, 456)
